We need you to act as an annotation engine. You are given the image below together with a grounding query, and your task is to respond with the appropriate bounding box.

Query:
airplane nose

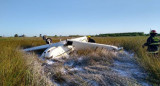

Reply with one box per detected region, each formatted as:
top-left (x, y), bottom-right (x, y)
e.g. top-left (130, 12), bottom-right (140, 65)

top-left (45, 56), bottom-right (53, 59)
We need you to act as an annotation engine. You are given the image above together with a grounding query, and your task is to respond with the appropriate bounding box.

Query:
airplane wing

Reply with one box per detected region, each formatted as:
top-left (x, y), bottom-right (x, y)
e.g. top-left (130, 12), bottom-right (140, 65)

top-left (31, 36), bottom-right (123, 59)
top-left (69, 36), bottom-right (88, 42)
top-left (24, 36), bottom-right (88, 52)
top-left (66, 40), bottom-right (123, 51)
top-left (24, 41), bottom-right (66, 52)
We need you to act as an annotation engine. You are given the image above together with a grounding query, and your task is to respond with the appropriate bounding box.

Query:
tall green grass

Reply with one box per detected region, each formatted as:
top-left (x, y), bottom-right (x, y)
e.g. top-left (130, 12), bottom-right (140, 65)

top-left (0, 37), bottom-right (43, 86)
top-left (0, 37), bottom-right (70, 86)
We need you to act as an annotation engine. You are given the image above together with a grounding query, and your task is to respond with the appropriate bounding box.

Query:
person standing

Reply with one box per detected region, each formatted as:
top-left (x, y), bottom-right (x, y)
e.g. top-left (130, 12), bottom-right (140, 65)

top-left (42, 35), bottom-right (52, 44)
top-left (143, 30), bottom-right (160, 55)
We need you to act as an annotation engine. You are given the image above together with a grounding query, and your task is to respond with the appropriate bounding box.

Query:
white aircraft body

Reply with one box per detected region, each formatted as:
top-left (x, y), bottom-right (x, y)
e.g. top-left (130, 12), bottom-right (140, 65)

top-left (24, 36), bottom-right (123, 59)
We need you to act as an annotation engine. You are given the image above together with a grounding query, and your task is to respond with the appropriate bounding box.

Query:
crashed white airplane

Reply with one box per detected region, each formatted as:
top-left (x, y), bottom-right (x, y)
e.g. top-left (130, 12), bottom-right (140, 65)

top-left (24, 36), bottom-right (123, 59)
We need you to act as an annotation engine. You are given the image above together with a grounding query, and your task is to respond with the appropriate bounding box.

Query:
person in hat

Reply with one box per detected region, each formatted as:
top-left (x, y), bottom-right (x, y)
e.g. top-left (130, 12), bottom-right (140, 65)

top-left (87, 36), bottom-right (95, 43)
top-left (143, 30), bottom-right (160, 55)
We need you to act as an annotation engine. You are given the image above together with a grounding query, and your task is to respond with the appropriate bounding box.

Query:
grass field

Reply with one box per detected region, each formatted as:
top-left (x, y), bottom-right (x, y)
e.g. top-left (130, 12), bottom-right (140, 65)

top-left (94, 36), bottom-right (160, 84)
top-left (0, 36), bottom-right (160, 85)
top-left (0, 37), bottom-right (71, 86)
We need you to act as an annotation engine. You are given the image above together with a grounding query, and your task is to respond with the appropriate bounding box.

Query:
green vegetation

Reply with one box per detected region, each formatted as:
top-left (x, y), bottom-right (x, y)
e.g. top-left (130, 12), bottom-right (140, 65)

top-left (0, 37), bottom-right (44, 86)
top-left (95, 32), bottom-right (160, 37)
top-left (0, 36), bottom-right (160, 85)
top-left (69, 35), bottom-right (82, 37)
top-left (96, 32), bottom-right (145, 37)
top-left (94, 36), bottom-right (160, 84)
top-left (0, 37), bottom-right (58, 86)
top-left (14, 34), bottom-right (19, 37)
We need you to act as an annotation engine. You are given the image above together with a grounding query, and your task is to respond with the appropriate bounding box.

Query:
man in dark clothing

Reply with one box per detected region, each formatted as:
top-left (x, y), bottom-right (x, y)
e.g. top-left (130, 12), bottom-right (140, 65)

top-left (87, 36), bottom-right (95, 43)
top-left (143, 30), bottom-right (160, 54)
top-left (46, 38), bottom-right (52, 44)
top-left (42, 35), bottom-right (52, 44)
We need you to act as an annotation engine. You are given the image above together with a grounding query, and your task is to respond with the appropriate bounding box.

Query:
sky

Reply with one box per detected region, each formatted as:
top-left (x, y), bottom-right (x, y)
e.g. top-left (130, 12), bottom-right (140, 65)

top-left (0, 0), bottom-right (160, 36)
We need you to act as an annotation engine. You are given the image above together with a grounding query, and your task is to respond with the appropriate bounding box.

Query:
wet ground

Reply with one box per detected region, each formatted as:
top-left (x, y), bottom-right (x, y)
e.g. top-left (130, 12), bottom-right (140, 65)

top-left (111, 51), bottom-right (150, 86)
top-left (36, 50), bottom-right (151, 86)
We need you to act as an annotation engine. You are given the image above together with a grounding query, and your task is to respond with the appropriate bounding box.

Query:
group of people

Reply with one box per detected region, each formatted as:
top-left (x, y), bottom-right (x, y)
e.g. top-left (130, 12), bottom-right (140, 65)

top-left (42, 30), bottom-right (160, 56)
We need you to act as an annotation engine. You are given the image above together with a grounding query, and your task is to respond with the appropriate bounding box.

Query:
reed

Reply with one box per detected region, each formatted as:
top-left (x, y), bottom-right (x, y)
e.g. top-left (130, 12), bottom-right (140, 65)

top-left (0, 36), bottom-right (159, 85)
top-left (94, 36), bottom-right (160, 84)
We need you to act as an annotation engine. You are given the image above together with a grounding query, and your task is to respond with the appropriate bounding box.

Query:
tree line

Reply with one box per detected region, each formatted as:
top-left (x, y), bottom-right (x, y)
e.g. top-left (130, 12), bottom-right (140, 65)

top-left (95, 32), bottom-right (160, 37)
top-left (0, 32), bottom-right (159, 38)
top-left (14, 34), bottom-right (26, 37)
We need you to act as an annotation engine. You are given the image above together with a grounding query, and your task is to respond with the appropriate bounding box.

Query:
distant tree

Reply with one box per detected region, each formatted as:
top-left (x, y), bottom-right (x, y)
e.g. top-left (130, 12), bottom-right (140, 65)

top-left (54, 35), bottom-right (57, 37)
top-left (14, 34), bottom-right (18, 37)
top-left (34, 36), bottom-right (37, 37)
top-left (0, 36), bottom-right (2, 37)
top-left (40, 34), bottom-right (42, 37)
top-left (22, 34), bottom-right (26, 37)
top-left (69, 35), bottom-right (81, 37)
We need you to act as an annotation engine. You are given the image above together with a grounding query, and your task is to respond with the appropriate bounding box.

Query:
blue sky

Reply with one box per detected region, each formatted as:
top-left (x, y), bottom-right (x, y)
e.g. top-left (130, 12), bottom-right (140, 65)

top-left (0, 0), bottom-right (160, 36)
